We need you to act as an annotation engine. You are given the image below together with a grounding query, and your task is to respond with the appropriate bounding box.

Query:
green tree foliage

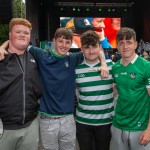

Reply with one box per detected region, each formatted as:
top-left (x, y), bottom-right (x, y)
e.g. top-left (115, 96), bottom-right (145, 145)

top-left (0, 24), bottom-right (9, 45)
top-left (0, 0), bottom-right (26, 45)
top-left (13, 0), bottom-right (26, 18)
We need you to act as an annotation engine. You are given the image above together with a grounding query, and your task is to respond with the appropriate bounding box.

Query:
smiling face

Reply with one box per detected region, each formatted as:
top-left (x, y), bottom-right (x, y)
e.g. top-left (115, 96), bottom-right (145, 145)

top-left (116, 27), bottom-right (137, 61)
top-left (117, 37), bottom-right (137, 60)
top-left (53, 28), bottom-right (73, 56)
top-left (53, 36), bottom-right (72, 56)
top-left (9, 24), bottom-right (31, 51)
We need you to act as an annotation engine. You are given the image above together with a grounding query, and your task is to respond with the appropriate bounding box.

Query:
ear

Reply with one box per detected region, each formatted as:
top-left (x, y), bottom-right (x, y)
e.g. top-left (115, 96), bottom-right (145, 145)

top-left (80, 47), bottom-right (84, 52)
top-left (116, 44), bottom-right (120, 52)
top-left (52, 38), bottom-right (55, 43)
top-left (134, 41), bottom-right (138, 49)
top-left (99, 44), bottom-right (102, 49)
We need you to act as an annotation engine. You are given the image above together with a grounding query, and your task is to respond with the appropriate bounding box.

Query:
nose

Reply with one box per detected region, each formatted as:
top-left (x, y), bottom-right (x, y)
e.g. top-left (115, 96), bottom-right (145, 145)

top-left (101, 22), bottom-right (105, 28)
top-left (124, 43), bottom-right (128, 48)
top-left (20, 32), bottom-right (25, 36)
top-left (62, 41), bottom-right (67, 47)
top-left (89, 47), bottom-right (93, 53)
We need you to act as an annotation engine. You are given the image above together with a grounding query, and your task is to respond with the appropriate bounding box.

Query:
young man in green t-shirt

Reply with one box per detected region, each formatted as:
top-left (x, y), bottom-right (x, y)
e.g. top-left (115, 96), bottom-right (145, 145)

top-left (111, 27), bottom-right (150, 150)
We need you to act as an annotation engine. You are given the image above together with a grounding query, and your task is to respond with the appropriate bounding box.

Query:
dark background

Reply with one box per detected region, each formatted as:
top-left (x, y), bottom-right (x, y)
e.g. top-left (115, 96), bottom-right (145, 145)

top-left (0, 0), bottom-right (150, 46)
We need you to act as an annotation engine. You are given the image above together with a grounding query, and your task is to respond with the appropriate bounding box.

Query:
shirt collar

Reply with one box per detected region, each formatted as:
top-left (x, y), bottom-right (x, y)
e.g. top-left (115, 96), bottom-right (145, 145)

top-left (120, 54), bottom-right (138, 65)
top-left (131, 54), bottom-right (138, 64)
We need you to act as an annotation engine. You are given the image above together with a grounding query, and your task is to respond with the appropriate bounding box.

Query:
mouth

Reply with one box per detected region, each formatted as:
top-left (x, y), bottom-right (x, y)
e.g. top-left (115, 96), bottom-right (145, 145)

top-left (60, 49), bottom-right (66, 52)
top-left (19, 39), bottom-right (25, 41)
top-left (94, 27), bottom-right (102, 32)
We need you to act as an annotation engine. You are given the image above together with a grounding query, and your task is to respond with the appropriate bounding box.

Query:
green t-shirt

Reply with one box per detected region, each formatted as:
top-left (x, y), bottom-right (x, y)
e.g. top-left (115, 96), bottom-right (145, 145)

top-left (112, 55), bottom-right (150, 131)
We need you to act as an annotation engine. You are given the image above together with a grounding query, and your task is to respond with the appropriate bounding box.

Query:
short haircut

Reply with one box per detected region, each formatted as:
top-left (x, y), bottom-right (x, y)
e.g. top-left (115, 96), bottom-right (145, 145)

top-left (9, 18), bottom-right (32, 32)
top-left (54, 27), bottom-right (73, 41)
top-left (81, 30), bottom-right (100, 46)
top-left (116, 27), bottom-right (136, 42)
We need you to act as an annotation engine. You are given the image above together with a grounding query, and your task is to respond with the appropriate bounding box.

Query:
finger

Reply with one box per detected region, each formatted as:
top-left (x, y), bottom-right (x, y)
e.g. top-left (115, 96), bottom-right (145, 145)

top-left (139, 138), bottom-right (147, 145)
top-left (101, 72), bottom-right (108, 79)
top-left (103, 71), bottom-right (109, 78)
top-left (4, 51), bottom-right (9, 55)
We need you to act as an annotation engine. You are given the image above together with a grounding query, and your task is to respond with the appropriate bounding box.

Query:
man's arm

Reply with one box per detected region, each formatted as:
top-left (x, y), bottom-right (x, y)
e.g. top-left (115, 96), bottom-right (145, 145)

top-left (98, 49), bottom-right (109, 78)
top-left (139, 88), bottom-right (150, 145)
top-left (0, 40), bottom-right (9, 60)
top-left (72, 49), bottom-right (109, 78)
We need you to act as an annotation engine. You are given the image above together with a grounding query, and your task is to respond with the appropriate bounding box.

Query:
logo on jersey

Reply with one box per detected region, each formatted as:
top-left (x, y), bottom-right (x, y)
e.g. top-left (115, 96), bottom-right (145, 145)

top-left (114, 74), bottom-right (118, 78)
top-left (130, 72), bottom-right (136, 79)
top-left (30, 59), bottom-right (35, 63)
top-left (121, 72), bottom-right (127, 75)
top-left (78, 74), bottom-right (85, 78)
top-left (137, 121), bottom-right (142, 127)
top-left (65, 61), bottom-right (69, 68)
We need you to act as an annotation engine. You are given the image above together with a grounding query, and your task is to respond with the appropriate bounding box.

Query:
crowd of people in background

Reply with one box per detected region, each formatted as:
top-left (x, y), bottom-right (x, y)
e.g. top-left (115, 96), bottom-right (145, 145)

top-left (0, 17), bottom-right (150, 150)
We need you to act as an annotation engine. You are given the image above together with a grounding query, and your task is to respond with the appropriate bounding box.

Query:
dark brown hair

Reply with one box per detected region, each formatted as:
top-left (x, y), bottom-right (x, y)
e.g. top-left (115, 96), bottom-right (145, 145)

top-left (81, 30), bottom-right (100, 46)
top-left (116, 27), bottom-right (136, 42)
top-left (54, 27), bottom-right (73, 41)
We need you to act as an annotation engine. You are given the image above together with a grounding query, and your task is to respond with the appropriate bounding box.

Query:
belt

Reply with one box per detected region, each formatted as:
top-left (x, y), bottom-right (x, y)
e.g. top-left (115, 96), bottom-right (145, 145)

top-left (40, 114), bottom-right (65, 120)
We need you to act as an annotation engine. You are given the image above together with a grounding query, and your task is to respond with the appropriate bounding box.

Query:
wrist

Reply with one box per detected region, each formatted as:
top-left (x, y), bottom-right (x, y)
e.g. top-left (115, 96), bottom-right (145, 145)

top-left (101, 63), bottom-right (107, 66)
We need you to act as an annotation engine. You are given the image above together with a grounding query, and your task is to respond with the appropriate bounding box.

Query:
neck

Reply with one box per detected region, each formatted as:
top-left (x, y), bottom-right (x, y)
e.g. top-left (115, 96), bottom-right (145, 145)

top-left (8, 48), bottom-right (25, 55)
top-left (85, 59), bottom-right (99, 65)
top-left (8, 43), bottom-right (26, 55)
top-left (121, 53), bottom-right (136, 66)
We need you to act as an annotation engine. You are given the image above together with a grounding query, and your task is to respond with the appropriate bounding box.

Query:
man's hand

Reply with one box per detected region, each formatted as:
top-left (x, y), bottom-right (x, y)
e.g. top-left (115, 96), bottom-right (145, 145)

top-left (0, 47), bottom-right (8, 60)
top-left (0, 40), bottom-right (9, 60)
top-left (139, 128), bottom-right (150, 145)
top-left (98, 65), bottom-right (109, 79)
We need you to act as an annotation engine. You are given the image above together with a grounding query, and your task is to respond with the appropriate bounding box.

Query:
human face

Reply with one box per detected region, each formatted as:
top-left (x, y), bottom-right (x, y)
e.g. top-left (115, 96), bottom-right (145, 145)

top-left (9, 25), bottom-right (31, 50)
top-left (81, 43), bottom-right (101, 64)
top-left (112, 18), bottom-right (121, 31)
top-left (92, 18), bottom-right (105, 38)
top-left (92, 18), bottom-right (105, 28)
top-left (53, 36), bottom-right (72, 56)
top-left (117, 37), bottom-right (137, 60)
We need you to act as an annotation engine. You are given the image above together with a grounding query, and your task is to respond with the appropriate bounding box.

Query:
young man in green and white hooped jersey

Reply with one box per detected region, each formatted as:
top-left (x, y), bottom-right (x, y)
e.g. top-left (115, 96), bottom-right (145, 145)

top-left (111, 27), bottom-right (150, 150)
top-left (75, 30), bottom-right (114, 150)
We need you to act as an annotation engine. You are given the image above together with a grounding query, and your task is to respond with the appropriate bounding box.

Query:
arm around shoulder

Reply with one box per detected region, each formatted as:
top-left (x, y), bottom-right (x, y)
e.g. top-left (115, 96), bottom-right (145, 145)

top-left (0, 40), bottom-right (9, 61)
top-left (99, 50), bottom-right (109, 78)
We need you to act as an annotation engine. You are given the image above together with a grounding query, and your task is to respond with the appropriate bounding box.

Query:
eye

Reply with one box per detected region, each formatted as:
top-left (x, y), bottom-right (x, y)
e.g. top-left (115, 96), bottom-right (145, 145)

top-left (24, 32), bottom-right (30, 35)
top-left (66, 41), bottom-right (71, 45)
top-left (16, 31), bottom-right (21, 33)
top-left (83, 46), bottom-right (89, 49)
top-left (118, 42), bottom-right (124, 46)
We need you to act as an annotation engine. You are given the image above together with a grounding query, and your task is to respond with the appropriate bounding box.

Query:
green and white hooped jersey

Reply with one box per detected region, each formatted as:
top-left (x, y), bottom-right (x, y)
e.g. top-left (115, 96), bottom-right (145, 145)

top-left (75, 59), bottom-right (114, 126)
top-left (112, 55), bottom-right (150, 131)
